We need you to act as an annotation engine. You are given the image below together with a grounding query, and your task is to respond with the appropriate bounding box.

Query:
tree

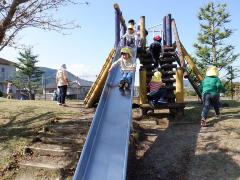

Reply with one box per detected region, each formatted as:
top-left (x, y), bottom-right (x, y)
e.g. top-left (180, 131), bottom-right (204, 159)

top-left (224, 66), bottom-right (240, 99)
top-left (194, 2), bottom-right (239, 71)
top-left (13, 48), bottom-right (43, 100)
top-left (0, 0), bottom-right (89, 51)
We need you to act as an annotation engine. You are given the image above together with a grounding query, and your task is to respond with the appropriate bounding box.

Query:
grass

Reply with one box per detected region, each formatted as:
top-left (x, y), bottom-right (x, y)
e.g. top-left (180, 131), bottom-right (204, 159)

top-left (0, 98), bottom-right (83, 176)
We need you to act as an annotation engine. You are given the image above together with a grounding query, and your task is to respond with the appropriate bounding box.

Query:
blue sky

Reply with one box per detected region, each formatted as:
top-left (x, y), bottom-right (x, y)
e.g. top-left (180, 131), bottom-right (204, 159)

top-left (1, 0), bottom-right (240, 81)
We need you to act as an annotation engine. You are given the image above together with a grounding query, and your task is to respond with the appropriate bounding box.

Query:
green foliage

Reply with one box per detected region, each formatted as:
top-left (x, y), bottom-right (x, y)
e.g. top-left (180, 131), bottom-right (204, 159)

top-left (194, 2), bottom-right (239, 72)
top-left (13, 48), bottom-right (43, 99)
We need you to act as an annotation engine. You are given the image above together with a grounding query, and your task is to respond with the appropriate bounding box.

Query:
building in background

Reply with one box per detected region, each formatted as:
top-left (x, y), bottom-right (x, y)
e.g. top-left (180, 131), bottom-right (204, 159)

top-left (0, 58), bottom-right (16, 95)
top-left (39, 67), bottom-right (93, 100)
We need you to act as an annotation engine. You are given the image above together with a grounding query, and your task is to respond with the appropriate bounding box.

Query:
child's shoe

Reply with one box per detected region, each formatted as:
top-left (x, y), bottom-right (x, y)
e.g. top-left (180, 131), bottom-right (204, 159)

top-left (149, 100), bottom-right (155, 107)
top-left (119, 80), bottom-right (125, 89)
top-left (201, 117), bottom-right (207, 127)
top-left (158, 98), bottom-right (167, 103)
top-left (215, 114), bottom-right (221, 120)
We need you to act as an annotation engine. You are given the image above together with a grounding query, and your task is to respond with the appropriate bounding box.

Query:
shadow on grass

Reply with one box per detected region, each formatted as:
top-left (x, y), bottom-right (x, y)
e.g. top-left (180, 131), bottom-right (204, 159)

top-left (0, 109), bottom-right (55, 144)
top-left (127, 100), bottom-right (240, 180)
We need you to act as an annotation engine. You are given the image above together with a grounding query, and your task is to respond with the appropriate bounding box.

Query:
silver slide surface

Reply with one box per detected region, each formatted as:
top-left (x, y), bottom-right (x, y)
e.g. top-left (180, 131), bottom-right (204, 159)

top-left (73, 46), bottom-right (137, 180)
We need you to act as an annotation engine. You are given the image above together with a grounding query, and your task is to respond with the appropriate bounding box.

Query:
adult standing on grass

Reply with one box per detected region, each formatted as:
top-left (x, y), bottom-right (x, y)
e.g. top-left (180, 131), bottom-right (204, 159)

top-left (199, 66), bottom-right (226, 127)
top-left (56, 64), bottom-right (69, 106)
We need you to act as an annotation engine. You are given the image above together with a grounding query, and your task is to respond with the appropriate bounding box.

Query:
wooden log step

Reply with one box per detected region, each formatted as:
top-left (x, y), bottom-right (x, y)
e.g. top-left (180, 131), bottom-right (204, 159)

top-left (162, 52), bottom-right (176, 57)
top-left (19, 154), bottom-right (74, 170)
top-left (162, 78), bottom-right (176, 83)
top-left (163, 46), bottom-right (176, 51)
top-left (39, 136), bottom-right (85, 145)
top-left (161, 71), bottom-right (176, 76)
top-left (161, 64), bottom-right (177, 69)
top-left (159, 58), bottom-right (177, 64)
top-left (26, 142), bottom-right (81, 156)
top-left (140, 103), bottom-right (185, 109)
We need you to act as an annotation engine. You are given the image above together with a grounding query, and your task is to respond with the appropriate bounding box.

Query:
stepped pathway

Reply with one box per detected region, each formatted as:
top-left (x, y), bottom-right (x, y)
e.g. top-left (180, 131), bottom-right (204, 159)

top-left (16, 106), bottom-right (95, 180)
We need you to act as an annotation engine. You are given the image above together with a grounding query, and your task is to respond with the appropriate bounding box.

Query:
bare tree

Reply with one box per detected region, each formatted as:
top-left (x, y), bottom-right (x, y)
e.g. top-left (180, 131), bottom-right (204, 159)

top-left (0, 0), bottom-right (89, 51)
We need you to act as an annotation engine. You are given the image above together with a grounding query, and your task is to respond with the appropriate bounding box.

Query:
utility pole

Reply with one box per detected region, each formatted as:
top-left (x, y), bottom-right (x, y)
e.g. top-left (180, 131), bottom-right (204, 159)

top-left (230, 66), bottom-right (234, 100)
top-left (44, 76), bottom-right (47, 101)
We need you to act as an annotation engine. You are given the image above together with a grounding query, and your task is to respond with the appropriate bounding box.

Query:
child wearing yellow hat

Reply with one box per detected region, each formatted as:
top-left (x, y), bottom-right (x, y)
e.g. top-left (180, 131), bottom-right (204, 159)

top-left (200, 66), bottom-right (226, 126)
top-left (148, 71), bottom-right (167, 106)
top-left (109, 47), bottom-right (136, 89)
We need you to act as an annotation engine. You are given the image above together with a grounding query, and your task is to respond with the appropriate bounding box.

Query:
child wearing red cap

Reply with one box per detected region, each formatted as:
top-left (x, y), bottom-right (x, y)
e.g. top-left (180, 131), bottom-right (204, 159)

top-left (149, 35), bottom-right (162, 70)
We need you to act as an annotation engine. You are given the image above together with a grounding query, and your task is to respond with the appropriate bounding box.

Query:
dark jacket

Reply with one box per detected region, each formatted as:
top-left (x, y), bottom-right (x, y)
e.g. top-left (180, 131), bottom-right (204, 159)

top-left (149, 41), bottom-right (162, 58)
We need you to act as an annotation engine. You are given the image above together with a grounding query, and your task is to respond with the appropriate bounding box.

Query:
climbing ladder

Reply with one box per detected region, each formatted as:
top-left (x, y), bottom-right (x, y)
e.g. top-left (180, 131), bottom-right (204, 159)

top-left (172, 19), bottom-right (203, 100)
top-left (84, 49), bottom-right (115, 108)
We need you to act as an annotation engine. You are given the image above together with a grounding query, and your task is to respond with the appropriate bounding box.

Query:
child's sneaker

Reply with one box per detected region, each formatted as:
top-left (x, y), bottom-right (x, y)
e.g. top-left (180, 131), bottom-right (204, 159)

top-left (149, 100), bottom-right (155, 107)
top-left (158, 98), bottom-right (167, 103)
top-left (215, 114), bottom-right (221, 120)
top-left (201, 117), bottom-right (207, 127)
top-left (119, 80), bottom-right (125, 89)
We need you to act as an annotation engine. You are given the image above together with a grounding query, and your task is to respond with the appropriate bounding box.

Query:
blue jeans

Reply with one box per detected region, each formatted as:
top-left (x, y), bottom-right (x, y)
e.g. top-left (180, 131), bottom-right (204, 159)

top-left (58, 85), bottom-right (67, 104)
top-left (121, 72), bottom-right (133, 84)
top-left (148, 88), bottom-right (167, 101)
top-left (201, 93), bottom-right (220, 119)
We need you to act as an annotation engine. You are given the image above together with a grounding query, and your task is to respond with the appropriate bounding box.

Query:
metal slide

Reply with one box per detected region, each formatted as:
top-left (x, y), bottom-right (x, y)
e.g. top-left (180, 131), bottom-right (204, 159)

top-left (74, 46), bottom-right (137, 180)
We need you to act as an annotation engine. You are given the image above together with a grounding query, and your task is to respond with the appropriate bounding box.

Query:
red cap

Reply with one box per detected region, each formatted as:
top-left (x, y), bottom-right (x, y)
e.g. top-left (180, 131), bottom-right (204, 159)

top-left (153, 35), bottom-right (161, 41)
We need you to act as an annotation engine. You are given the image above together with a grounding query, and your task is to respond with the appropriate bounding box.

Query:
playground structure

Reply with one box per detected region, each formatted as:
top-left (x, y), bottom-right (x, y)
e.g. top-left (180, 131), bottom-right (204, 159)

top-left (75, 3), bottom-right (204, 180)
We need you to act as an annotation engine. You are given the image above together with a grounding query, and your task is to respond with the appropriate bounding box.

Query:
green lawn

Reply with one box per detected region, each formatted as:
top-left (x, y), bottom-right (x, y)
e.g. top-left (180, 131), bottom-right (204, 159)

top-left (0, 98), bottom-right (82, 177)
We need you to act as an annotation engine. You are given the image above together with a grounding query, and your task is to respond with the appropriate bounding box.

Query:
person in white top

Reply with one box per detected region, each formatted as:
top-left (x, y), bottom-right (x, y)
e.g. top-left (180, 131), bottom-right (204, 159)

top-left (56, 64), bottom-right (69, 106)
top-left (121, 24), bottom-right (138, 47)
top-left (109, 47), bottom-right (136, 89)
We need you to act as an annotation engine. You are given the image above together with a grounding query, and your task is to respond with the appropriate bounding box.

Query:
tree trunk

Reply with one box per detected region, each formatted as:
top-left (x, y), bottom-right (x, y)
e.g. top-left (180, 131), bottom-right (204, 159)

top-left (0, 0), bottom-right (20, 45)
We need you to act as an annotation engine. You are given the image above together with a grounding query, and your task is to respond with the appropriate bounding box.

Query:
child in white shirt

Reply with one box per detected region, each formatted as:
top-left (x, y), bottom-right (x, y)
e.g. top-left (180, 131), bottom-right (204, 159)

top-left (109, 47), bottom-right (136, 89)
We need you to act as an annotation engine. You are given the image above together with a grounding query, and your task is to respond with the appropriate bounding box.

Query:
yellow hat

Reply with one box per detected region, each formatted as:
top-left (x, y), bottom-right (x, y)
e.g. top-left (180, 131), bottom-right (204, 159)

top-left (121, 47), bottom-right (132, 57)
top-left (206, 66), bottom-right (219, 77)
top-left (151, 71), bottom-right (162, 82)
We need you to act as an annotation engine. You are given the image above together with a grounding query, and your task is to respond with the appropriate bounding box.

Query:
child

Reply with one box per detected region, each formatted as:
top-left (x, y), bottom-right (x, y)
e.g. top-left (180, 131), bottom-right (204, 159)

top-left (149, 35), bottom-right (162, 70)
top-left (148, 71), bottom-right (167, 106)
top-left (109, 47), bottom-right (136, 89)
top-left (121, 24), bottom-right (138, 47)
top-left (199, 66), bottom-right (225, 126)
top-left (6, 82), bottom-right (13, 99)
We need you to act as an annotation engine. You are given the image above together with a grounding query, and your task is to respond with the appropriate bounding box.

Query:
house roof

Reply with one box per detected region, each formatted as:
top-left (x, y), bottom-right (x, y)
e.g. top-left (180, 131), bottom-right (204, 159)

top-left (0, 58), bottom-right (16, 66)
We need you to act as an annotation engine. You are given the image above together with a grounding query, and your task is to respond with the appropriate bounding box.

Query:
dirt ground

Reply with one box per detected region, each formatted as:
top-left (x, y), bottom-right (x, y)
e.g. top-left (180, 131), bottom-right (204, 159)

top-left (1, 99), bottom-right (239, 179)
top-left (127, 100), bottom-right (240, 180)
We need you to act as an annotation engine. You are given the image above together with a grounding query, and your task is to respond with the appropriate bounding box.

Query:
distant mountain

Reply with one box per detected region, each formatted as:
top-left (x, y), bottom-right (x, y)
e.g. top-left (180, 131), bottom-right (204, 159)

top-left (40, 67), bottom-right (93, 88)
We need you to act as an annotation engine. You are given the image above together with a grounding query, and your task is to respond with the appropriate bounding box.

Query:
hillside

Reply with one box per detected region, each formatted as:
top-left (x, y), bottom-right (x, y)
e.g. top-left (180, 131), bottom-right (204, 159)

top-left (40, 67), bottom-right (93, 88)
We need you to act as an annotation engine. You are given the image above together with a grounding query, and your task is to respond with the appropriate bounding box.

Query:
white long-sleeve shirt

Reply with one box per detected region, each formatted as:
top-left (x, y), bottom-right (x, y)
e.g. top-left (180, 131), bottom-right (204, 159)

top-left (121, 32), bottom-right (138, 42)
top-left (111, 57), bottom-right (136, 72)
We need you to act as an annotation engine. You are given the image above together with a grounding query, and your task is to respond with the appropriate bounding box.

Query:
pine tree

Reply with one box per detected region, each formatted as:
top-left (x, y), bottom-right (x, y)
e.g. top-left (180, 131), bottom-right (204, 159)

top-left (194, 2), bottom-right (239, 71)
top-left (14, 48), bottom-right (43, 100)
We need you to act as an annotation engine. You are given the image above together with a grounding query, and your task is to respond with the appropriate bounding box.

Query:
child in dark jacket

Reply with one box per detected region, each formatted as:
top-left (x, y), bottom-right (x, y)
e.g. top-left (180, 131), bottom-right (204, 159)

top-left (199, 66), bottom-right (225, 126)
top-left (149, 35), bottom-right (162, 70)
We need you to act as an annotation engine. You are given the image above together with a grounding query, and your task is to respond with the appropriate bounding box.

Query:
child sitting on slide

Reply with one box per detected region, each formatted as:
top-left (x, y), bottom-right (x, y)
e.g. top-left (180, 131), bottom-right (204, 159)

top-left (109, 47), bottom-right (136, 89)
